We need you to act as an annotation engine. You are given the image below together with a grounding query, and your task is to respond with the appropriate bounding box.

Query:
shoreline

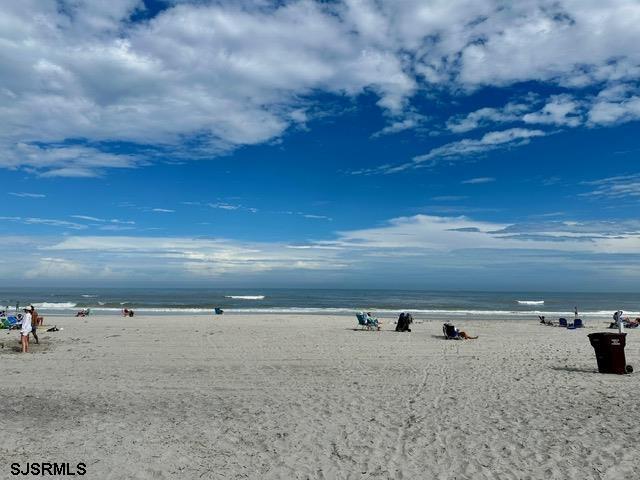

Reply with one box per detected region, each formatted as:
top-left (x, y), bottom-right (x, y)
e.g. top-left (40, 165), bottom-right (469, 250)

top-left (11, 310), bottom-right (635, 325)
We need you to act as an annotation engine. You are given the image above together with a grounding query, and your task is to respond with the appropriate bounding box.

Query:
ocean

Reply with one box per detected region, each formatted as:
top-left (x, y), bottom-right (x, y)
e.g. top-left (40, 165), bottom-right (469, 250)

top-left (0, 288), bottom-right (638, 319)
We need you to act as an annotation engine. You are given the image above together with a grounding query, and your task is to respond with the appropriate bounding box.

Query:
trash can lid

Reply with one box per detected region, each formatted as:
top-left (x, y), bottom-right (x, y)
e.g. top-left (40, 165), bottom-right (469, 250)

top-left (588, 332), bottom-right (627, 338)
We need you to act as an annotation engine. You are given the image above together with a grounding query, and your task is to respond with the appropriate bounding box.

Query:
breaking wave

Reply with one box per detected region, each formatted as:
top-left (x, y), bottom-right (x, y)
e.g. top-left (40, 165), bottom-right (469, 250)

top-left (225, 295), bottom-right (265, 300)
top-left (32, 302), bottom-right (77, 309)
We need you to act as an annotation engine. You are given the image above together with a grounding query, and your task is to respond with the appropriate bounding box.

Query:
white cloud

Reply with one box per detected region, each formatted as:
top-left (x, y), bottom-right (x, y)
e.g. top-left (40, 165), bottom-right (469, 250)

top-left (461, 177), bottom-right (495, 185)
top-left (0, 216), bottom-right (87, 230)
top-left (23, 256), bottom-right (84, 279)
top-left (3, 212), bottom-right (640, 284)
top-left (581, 174), bottom-right (640, 198)
top-left (2, 143), bottom-right (143, 177)
top-left (41, 234), bottom-right (347, 278)
top-left (71, 215), bottom-right (136, 224)
top-left (2, 1), bottom-right (640, 176)
top-left (8, 192), bottom-right (46, 198)
top-left (330, 214), bottom-right (640, 255)
top-left (447, 102), bottom-right (530, 133)
top-left (151, 208), bottom-right (175, 213)
top-left (71, 215), bottom-right (103, 222)
top-left (445, 94), bottom-right (583, 135)
top-left (364, 128), bottom-right (546, 174)
top-left (522, 95), bottom-right (582, 127)
top-left (372, 112), bottom-right (427, 137)
top-left (587, 84), bottom-right (640, 125)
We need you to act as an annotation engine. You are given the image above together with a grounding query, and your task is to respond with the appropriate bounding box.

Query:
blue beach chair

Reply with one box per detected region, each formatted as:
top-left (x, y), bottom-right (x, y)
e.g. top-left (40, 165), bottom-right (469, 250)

top-left (574, 318), bottom-right (584, 328)
top-left (443, 323), bottom-right (461, 340)
top-left (558, 318), bottom-right (568, 327)
top-left (1, 315), bottom-right (21, 330)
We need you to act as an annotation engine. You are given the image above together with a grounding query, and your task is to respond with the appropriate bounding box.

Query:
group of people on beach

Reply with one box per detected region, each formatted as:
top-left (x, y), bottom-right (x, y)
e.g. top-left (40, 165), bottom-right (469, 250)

top-left (17, 305), bottom-right (43, 353)
top-left (610, 310), bottom-right (640, 329)
top-left (363, 311), bottom-right (478, 339)
top-left (1, 304), bottom-right (65, 353)
top-left (538, 306), bottom-right (640, 329)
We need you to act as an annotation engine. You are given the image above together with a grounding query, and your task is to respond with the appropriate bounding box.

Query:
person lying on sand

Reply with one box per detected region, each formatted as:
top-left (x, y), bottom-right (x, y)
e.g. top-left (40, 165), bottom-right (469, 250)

top-left (538, 315), bottom-right (553, 326)
top-left (457, 329), bottom-right (478, 340)
top-left (625, 318), bottom-right (639, 328)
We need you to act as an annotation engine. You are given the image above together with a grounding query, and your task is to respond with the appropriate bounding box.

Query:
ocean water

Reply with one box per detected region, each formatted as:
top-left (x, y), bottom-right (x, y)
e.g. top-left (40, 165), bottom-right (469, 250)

top-left (0, 288), bottom-right (638, 319)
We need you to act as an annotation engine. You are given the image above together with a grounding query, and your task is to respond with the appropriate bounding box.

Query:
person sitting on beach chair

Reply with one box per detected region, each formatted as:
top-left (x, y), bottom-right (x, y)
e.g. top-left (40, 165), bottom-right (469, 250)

top-left (356, 312), bottom-right (381, 331)
top-left (443, 322), bottom-right (478, 340)
top-left (609, 310), bottom-right (629, 329)
top-left (365, 312), bottom-right (381, 330)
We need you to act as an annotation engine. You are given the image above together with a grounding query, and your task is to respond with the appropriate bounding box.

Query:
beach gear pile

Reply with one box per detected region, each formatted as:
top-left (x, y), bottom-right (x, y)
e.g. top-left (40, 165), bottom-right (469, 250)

top-left (395, 312), bottom-right (413, 332)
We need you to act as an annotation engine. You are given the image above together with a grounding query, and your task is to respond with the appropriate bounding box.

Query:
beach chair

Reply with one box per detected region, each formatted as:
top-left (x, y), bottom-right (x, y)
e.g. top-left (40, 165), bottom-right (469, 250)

top-left (1, 315), bottom-right (21, 330)
top-left (574, 318), bottom-right (584, 328)
top-left (443, 323), bottom-right (460, 340)
top-left (214, 307), bottom-right (224, 315)
top-left (356, 312), bottom-right (380, 331)
top-left (558, 318), bottom-right (568, 327)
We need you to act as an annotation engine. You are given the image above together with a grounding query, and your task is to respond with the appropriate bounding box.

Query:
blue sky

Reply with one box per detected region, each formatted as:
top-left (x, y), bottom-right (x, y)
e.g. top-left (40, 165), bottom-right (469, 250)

top-left (2, 0), bottom-right (640, 290)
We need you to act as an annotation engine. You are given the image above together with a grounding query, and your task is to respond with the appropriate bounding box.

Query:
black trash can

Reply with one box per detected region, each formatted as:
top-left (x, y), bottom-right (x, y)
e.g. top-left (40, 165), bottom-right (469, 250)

top-left (588, 332), bottom-right (632, 374)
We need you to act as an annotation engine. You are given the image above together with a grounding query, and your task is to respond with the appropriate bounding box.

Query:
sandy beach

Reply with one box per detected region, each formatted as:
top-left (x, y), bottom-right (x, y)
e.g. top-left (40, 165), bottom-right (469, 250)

top-left (1, 313), bottom-right (639, 479)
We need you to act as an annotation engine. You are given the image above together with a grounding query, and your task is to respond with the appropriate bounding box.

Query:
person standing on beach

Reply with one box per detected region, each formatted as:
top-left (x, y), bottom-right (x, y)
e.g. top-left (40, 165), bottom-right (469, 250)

top-left (20, 307), bottom-right (33, 353)
top-left (574, 306), bottom-right (578, 320)
top-left (29, 305), bottom-right (40, 345)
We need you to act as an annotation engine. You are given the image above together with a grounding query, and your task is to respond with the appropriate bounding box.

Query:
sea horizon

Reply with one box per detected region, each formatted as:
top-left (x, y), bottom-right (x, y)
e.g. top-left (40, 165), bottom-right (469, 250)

top-left (2, 286), bottom-right (638, 318)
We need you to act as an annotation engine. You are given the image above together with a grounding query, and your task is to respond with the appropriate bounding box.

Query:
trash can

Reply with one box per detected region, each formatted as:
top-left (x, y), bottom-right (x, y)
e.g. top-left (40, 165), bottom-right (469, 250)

top-left (588, 332), bottom-right (632, 374)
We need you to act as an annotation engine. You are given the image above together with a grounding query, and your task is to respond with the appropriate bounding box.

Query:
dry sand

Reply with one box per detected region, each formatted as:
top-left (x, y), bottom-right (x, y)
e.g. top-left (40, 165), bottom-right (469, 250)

top-left (1, 313), bottom-right (639, 479)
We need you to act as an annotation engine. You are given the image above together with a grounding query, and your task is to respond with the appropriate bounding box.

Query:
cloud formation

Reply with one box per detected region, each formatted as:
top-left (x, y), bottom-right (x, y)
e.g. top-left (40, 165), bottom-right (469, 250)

top-left (461, 177), bottom-right (495, 185)
top-left (370, 128), bottom-right (546, 174)
top-left (582, 174), bottom-right (640, 199)
top-left (2, 213), bottom-right (639, 287)
top-left (9, 192), bottom-right (46, 198)
top-left (2, 1), bottom-right (640, 175)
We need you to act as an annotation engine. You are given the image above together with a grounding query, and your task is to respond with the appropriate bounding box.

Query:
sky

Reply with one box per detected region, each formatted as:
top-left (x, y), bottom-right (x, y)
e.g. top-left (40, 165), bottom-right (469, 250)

top-left (1, 0), bottom-right (640, 290)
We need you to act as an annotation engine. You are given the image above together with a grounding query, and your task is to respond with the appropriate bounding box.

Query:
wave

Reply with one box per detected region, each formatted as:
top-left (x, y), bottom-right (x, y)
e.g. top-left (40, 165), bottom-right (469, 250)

top-left (81, 294), bottom-right (98, 298)
top-left (225, 295), bottom-right (265, 300)
top-left (517, 300), bottom-right (544, 305)
top-left (32, 302), bottom-right (77, 309)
